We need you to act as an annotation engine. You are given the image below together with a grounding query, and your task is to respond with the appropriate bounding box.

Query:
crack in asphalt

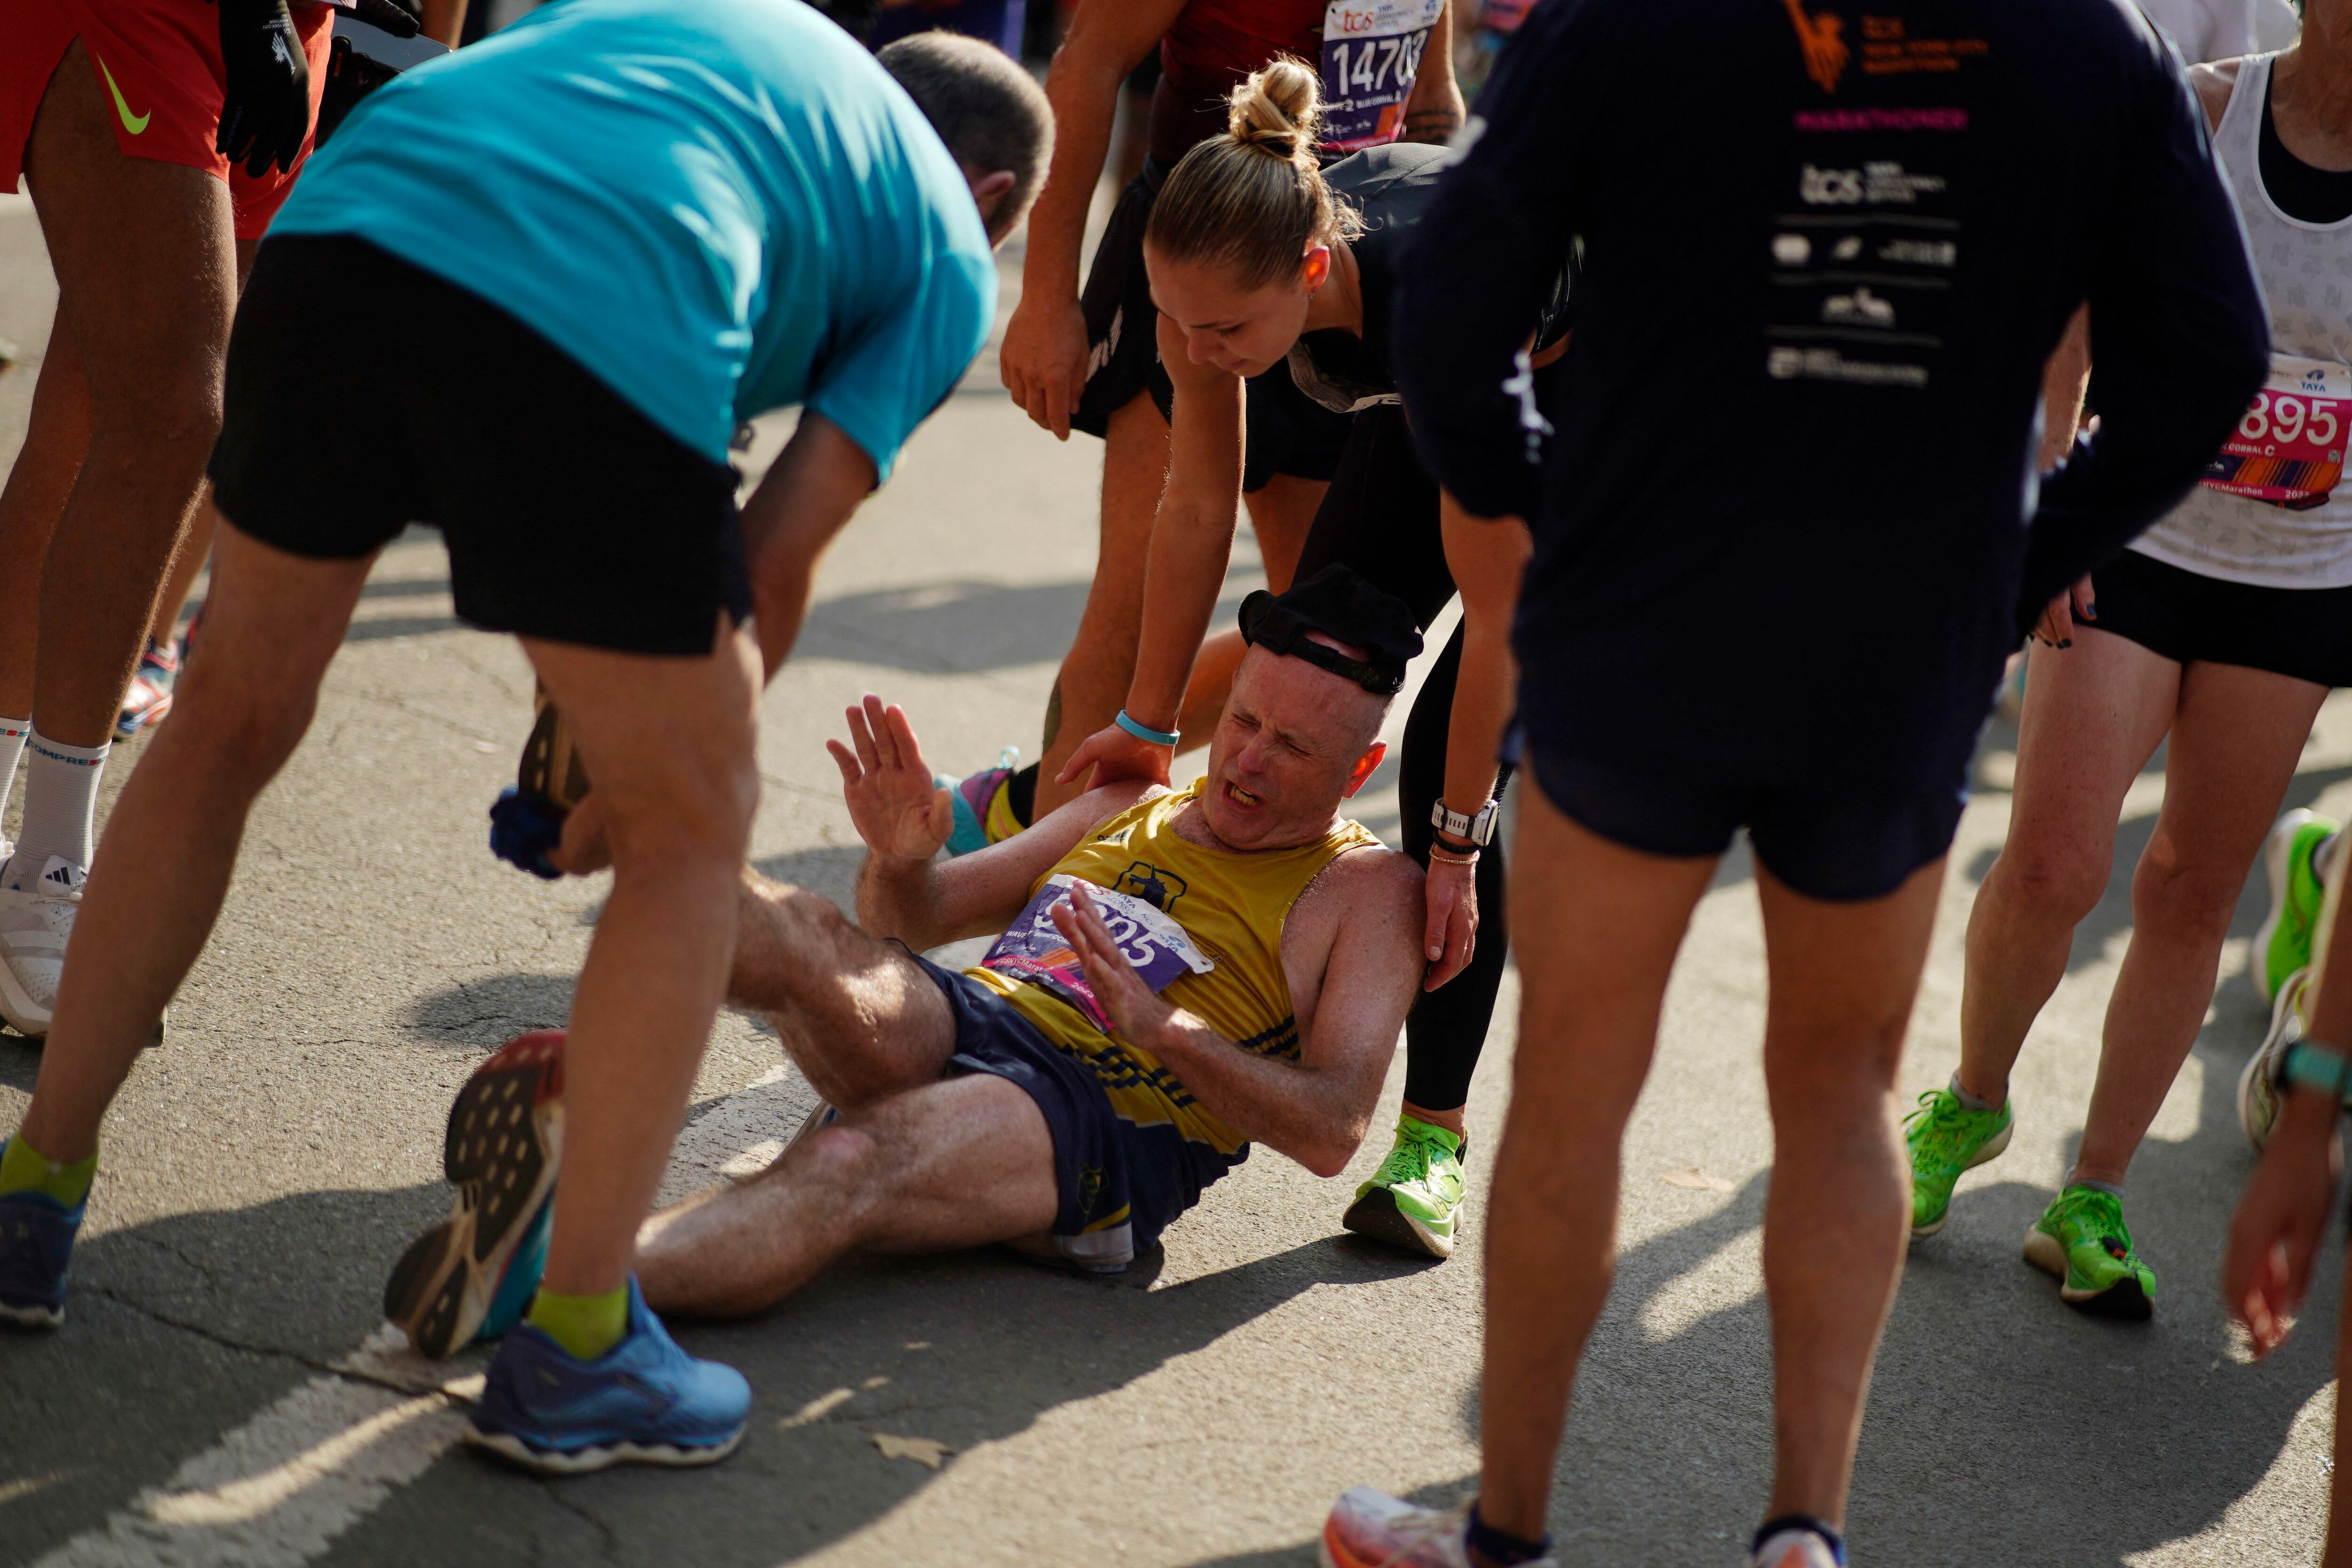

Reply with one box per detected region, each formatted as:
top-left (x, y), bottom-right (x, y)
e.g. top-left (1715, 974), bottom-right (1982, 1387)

top-left (80, 1286), bottom-right (450, 1404)
top-left (540, 1484), bottom-right (622, 1560)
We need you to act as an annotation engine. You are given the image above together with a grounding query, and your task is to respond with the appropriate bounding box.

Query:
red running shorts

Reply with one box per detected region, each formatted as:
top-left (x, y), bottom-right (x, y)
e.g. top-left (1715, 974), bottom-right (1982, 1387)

top-left (1, 0), bottom-right (334, 240)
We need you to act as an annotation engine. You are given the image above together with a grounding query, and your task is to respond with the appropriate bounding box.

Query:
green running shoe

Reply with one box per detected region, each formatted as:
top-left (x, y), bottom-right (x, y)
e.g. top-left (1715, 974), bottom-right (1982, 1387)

top-left (1904, 1085), bottom-right (2012, 1236)
top-left (2024, 1186), bottom-right (2154, 1320)
top-left (2254, 810), bottom-right (2337, 1007)
top-left (1342, 1116), bottom-right (1465, 1258)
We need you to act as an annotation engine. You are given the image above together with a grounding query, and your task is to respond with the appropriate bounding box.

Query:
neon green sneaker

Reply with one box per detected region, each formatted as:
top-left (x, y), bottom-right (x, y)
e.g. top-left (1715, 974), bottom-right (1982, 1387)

top-left (1342, 1116), bottom-right (1464, 1258)
top-left (2024, 1186), bottom-right (2154, 1320)
top-left (2254, 810), bottom-right (2337, 1006)
top-left (1903, 1085), bottom-right (2013, 1236)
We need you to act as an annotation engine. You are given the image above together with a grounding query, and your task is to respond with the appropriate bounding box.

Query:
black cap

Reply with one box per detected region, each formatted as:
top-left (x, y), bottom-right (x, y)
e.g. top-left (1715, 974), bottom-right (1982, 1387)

top-left (1238, 565), bottom-right (1422, 696)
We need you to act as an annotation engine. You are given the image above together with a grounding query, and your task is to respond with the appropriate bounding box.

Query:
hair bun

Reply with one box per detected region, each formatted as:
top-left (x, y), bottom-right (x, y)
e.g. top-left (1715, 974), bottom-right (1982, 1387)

top-left (1227, 58), bottom-right (1322, 162)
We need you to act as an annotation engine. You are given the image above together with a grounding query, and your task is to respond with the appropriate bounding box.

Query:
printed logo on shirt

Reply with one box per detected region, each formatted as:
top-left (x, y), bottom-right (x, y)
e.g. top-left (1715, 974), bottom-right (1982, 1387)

top-left (1800, 163), bottom-right (1946, 205)
top-left (1109, 860), bottom-right (1188, 912)
top-left (1859, 15), bottom-right (1990, 76)
top-left (1782, 0), bottom-right (1851, 94)
top-left (1795, 107), bottom-right (1969, 134)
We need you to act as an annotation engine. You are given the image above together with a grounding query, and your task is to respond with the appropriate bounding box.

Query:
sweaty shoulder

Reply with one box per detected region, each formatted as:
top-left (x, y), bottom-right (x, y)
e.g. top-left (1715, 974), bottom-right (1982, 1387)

top-left (1296, 840), bottom-right (1421, 935)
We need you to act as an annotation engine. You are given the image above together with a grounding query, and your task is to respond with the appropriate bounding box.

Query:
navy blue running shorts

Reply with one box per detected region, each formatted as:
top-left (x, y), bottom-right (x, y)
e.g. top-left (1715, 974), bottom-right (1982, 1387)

top-left (911, 956), bottom-right (1225, 1272)
top-left (1515, 736), bottom-right (1969, 903)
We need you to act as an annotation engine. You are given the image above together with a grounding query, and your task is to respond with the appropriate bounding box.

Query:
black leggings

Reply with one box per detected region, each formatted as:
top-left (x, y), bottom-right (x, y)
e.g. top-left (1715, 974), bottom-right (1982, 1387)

top-left (1292, 403), bottom-right (1509, 1116)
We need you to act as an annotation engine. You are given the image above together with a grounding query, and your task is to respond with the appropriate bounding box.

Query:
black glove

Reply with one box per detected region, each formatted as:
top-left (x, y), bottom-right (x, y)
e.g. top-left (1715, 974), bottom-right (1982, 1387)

top-left (215, 0), bottom-right (312, 179)
top-left (341, 0), bottom-right (424, 39)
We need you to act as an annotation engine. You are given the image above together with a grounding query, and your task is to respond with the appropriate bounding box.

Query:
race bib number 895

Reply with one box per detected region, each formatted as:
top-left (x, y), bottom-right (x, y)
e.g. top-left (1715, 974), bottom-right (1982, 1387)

top-left (2200, 353), bottom-right (2352, 512)
top-left (980, 875), bottom-right (1214, 1035)
top-left (1320, 0), bottom-right (1444, 151)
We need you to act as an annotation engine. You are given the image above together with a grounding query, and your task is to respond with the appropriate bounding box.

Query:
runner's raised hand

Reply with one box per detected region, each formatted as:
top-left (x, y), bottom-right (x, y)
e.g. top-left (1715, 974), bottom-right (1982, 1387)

top-left (827, 695), bottom-right (953, 862)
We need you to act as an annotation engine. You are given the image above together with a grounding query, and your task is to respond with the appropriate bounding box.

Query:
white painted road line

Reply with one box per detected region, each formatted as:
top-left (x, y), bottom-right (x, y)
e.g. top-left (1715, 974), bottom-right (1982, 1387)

top-left (31, 1068), bottom-right (809, 1568)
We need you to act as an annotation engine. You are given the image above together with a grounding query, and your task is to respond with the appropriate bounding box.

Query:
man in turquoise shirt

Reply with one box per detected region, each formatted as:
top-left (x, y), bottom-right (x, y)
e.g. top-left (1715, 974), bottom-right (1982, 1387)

top-left (0, 4), bottom-right (1049, 1476)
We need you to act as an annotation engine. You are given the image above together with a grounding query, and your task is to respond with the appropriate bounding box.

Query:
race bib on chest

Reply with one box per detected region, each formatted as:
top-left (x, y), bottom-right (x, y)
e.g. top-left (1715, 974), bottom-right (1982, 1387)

top-left (980, 875), bottom-right (1215, 1035)
top-left (2200, 354), bottom-right (2352, 511)
top-left (1320, 0), bottom-right (1443, 151)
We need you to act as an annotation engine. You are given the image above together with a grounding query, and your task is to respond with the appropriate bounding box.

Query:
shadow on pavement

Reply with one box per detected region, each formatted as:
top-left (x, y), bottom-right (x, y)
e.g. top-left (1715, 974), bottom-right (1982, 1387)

top-left (405, 972), bottom-right (575, 1049)
top-left (1187, 949), bottom-right (2338, 1568)
top-left (0, 1182), bottom-right (453, 1566)
top-left (795, 580), bottom-right (1253, 675)
top-left (323, 1234), bottom-right (1438, 1567)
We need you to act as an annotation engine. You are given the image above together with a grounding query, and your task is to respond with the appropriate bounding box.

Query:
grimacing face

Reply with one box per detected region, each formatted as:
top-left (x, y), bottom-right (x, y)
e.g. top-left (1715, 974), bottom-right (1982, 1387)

top-left (1198, 645), bottom-right (1387, 850)
top-left (1144, 242), bottom-right (1328, 380)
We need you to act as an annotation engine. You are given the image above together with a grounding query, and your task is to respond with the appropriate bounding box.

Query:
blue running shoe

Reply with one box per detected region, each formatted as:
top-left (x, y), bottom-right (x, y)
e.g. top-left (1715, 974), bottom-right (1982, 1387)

top-left (383, 1031), bottom-right (564, 1358)
top-left (466, 1278), bottom-right (750, 1473)
top-left (0, 1151), bottom-right (85, 1330)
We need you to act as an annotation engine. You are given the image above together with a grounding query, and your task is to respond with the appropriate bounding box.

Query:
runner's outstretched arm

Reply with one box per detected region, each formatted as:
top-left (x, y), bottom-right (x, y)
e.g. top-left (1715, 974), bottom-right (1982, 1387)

top-left (1388, 5), bottom-right (1583, 524)
top-left (740, 413), bottom-right (879, 678)
top-left (829, 694), bottom-right (1151, 947)
top-left (1000, 0), bottom-right (1191, 438)
top-left (1418, 493), bottom-right (1529, 991)
top-left (1399, 1), bottom-right (1466, 143)
top-left (1050, 860), bottom-right (1423, 1177)
top-left (1057, 319), bottom-right (1247, 788)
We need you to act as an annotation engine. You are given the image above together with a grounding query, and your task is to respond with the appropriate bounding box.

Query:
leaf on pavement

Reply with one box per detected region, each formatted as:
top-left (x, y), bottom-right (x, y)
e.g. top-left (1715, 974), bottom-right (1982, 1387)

top-left (1661, 1168), bottom-right (1735, 1193)
top-left (872, 1433), bottom-right (953, 1470)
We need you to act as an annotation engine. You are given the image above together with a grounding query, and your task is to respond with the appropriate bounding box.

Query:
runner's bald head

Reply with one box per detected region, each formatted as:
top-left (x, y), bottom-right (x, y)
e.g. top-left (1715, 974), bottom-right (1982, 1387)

top-left (878, 35), bottom-right (1053, 244)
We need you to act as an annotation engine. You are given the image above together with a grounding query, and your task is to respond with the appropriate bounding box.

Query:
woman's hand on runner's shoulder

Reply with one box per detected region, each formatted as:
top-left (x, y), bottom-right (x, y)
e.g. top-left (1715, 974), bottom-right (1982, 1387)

top-left (1056, 723), bottom-right (1176, 790)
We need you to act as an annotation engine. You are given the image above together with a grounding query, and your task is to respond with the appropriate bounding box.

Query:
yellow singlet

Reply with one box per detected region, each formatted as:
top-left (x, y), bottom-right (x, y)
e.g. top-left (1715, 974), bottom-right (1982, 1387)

top-left (964, 781), bottom-right (1381, 1160)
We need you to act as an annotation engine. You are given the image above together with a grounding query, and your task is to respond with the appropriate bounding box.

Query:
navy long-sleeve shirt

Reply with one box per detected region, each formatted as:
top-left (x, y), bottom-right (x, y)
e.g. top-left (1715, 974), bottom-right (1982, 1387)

top-left (1395, 0), bottom-right (2268, 793)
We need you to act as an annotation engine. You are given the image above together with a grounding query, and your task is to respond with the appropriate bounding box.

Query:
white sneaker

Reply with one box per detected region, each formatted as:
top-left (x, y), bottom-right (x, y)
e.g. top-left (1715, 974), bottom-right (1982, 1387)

top-left (0, 856), bottom-right (82, 1038)
top-left (1750, 1522), bottom-right (1845, 1568)
top-left (1320, 1489), bottom-right (1555, 1568)
top-left (2240, 965), bottom-right (2312, 1152)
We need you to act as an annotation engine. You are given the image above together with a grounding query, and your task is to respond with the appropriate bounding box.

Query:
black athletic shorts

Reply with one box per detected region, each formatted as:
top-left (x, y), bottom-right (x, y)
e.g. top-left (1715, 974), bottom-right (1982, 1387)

top-left (1515, 733), bottom-right (1969, 903)
top-left (210, 234), bottom-right (752, 657)
top-left (1070, 160), bottom-right (1351, 492)
top-left (914, 956), bottom-right (1225, 1272)
top-left (2083, 548), bottom-right (2352, 688)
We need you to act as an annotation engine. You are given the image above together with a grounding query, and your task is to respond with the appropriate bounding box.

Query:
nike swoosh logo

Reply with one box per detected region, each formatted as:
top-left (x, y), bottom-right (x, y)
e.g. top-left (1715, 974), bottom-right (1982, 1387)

top-left (95, 57), bottom-right (150, 135)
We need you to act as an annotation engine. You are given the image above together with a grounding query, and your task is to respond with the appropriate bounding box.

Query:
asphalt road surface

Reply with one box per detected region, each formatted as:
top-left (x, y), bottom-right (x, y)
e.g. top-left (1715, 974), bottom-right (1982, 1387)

top-left (1, 182), bottom-right (2347, 1568)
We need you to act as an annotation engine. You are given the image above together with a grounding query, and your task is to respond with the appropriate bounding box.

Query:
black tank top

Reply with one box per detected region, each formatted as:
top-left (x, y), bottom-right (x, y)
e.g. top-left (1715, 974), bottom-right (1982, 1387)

top-left (1287, 143), bottom-right (1570, 414)
top-left (2260, 68), bottom-right (2352, 225)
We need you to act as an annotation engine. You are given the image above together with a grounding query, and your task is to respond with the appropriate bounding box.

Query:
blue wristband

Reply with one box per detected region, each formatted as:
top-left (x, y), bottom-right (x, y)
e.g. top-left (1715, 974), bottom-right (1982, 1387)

top-left (2283, 1039), bottom-right (2352, 1105)
top-left (1115, 709), bottom-right (1179, 747)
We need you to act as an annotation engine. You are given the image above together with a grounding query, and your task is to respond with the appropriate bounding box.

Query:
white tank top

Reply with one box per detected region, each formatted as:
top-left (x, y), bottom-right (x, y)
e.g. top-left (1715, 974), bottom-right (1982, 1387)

top-left (2131, 52), bottom-right (2352, 589)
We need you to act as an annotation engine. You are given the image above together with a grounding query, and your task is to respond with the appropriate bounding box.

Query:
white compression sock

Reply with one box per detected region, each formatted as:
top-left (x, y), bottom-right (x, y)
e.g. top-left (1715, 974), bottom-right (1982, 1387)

top-left (0, 716), bottom-right (30, 821)
top-left (8, 730), bottom-right (109, 888)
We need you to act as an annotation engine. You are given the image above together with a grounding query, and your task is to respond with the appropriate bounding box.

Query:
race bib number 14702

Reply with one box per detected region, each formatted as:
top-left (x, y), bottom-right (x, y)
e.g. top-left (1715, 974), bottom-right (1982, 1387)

top-left (1320, 0), bottom-right (1443, 151)
top-left (2200, 353), bottom-right (2352, 512)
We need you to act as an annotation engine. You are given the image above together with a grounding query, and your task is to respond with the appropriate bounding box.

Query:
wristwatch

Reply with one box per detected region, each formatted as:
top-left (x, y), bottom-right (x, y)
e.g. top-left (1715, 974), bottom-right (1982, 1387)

top-left (1431, 798), bottom-right (1501, 847)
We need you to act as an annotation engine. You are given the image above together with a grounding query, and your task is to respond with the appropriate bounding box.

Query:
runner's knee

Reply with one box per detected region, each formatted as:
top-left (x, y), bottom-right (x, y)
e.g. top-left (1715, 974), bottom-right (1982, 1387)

top-left (601, 750), bottom-right (759, 871)
top-left (2130, 828), bottom-right (2247, 939)
top-left (167, 663), bottom-right (317, 784)
top-left (1986, 837), bottom-right (2109, 926)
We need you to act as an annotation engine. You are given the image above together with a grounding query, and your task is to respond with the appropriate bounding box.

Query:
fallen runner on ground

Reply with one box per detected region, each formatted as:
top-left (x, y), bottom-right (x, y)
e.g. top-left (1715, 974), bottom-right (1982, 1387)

top-left (395, 568), bottom-right (1423, 1340)
top-left (0, 0), bottom-right (1049, 1480)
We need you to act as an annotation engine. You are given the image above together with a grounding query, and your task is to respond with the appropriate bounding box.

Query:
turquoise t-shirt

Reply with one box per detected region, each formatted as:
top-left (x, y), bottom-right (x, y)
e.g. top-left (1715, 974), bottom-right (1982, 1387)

top-left (271, 0), bottom-right (995, 479)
